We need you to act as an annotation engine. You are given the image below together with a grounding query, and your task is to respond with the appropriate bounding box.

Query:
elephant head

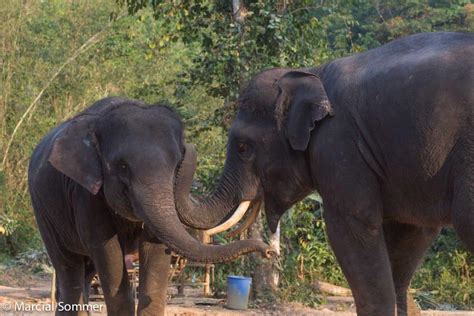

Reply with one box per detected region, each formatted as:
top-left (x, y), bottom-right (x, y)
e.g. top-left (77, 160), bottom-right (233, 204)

top-left (48, 97), bottom-right (273, 262)
top-left (175, 69), bottom-right (333, 233)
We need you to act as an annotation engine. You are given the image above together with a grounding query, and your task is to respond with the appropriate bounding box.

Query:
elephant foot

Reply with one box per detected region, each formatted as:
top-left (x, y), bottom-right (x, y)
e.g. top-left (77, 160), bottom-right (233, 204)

top-left (406, 292), bottom-right (421, 316)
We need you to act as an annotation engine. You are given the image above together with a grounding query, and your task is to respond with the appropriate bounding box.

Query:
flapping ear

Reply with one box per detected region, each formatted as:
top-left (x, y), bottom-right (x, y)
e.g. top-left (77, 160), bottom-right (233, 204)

top-left (48, 115), bottom-right (103, 194)
top-left (275, 71), bottom-right (333, 151)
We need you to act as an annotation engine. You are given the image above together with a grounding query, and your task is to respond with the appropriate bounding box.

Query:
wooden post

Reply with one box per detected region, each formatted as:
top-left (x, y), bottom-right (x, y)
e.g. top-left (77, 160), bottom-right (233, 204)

top-left (248, 212), bottom-right (281, 298)
top-left (50, 269), bottom-right (56, 305)
top-left (202, 232), bottom-right (212, 296)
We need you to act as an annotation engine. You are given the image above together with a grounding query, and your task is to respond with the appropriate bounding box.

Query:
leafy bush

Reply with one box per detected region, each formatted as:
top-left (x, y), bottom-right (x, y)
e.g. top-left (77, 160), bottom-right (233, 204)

top-left (278, 197), bottom-right (345, 307)
top-left (413, 228), bottom-right (473, 309)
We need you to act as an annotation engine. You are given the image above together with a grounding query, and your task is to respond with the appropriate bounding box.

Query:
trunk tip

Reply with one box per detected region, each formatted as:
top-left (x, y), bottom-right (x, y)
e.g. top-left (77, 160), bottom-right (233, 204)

top-left (252, 240), bottom-right (278, 259)
top-left (264, 246), bottom-right (279, 259)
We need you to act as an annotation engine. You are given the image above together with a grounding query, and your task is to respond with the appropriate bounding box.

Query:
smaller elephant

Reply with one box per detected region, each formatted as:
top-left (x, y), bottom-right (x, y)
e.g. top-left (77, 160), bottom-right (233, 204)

top-left (28, 97), bottom-right (273, 316)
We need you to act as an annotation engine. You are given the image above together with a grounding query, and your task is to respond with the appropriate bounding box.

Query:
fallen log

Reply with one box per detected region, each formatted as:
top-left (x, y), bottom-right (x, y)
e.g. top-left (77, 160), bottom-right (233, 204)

top-left (313, 280), bottom-right (352, 297)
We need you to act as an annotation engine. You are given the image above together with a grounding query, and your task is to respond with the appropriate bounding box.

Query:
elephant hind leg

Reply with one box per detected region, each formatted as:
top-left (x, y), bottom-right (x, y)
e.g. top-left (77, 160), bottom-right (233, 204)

top-left (452, 166), bottom-right (474, 252)
top-left (384, 221), bottom-right (440, 316)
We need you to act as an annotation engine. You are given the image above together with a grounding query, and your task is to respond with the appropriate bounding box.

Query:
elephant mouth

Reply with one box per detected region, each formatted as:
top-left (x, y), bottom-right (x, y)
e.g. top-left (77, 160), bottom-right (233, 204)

top-left (119, 211), bottom-right (142, 222)
top-left (264, 200), bottom-right (285, 233)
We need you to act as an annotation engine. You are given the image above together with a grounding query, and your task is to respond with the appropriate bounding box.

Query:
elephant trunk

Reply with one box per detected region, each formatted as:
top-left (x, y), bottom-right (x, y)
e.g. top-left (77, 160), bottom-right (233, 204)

top-left (136, 183), bottom-right (272, 263)
top-left (174, 144), bottom-right (245, 229)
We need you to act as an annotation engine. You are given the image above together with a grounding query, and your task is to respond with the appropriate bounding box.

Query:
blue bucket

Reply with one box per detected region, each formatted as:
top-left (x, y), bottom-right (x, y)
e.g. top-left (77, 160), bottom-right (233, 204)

top-left (226, 275), bottom-right (252, 310)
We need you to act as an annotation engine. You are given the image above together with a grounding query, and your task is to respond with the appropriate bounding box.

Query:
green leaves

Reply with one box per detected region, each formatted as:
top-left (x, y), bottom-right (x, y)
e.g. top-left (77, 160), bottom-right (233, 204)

top-left (413, 228), bottom-right (474, 308)
top-left (278, 198), bottom-right (345, 306)
top-left (119, 0), bottom-right (472, 113)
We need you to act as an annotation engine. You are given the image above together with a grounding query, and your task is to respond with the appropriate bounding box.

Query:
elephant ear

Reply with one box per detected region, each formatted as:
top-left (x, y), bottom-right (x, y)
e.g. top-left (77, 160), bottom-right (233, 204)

top-left (275, 71), bottom-right (333, 151)
top-left (48, 115), bottom-right (103, 195)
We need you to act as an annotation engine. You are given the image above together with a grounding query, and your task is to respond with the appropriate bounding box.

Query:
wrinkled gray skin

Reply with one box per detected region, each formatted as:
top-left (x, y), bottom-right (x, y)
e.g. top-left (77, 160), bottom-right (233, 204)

top-left (28, 97), bottom-right (271, 316)
top-left (175, 32), bottom-right (474, 315)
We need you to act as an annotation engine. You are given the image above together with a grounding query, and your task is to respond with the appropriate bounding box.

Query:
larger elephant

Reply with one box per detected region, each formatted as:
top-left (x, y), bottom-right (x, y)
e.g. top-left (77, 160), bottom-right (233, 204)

top-left (28, 97), bottom-right (272, 316)
top-left (174, 32), bottom-right (474, 315)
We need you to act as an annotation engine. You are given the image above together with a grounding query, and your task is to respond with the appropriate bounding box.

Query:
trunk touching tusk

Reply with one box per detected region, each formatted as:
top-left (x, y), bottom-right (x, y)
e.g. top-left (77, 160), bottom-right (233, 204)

top-left (204, 201), bottom-right (251, 236)
top-left (225, 200), bottom-right (261, 238)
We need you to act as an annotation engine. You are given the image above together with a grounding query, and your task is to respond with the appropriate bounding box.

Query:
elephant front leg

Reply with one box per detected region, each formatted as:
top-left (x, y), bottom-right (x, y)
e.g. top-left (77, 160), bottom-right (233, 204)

top-left (325, 209), bottom-right (396, 315)
top-left (89, 234), bottom-right (135, 316)
top-left (137, 228), bottom-right (171, 316)
top-left (53, 252), bottom-right (89, 316)
top-left (319, 163), bottom-right (397, 316)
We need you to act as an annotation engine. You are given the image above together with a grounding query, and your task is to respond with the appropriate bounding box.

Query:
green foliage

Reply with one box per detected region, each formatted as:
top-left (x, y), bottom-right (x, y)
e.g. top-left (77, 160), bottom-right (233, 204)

top-left (119, 0), bottom-right (473, 101)
top-left (282, 197), bottom-right (346, 284)
top-left (413, 229), bottom-right (474, 309)
top-left (0, 0), bottom-right (224, 253)
top-left (278, 196), bottom-right (345, 306)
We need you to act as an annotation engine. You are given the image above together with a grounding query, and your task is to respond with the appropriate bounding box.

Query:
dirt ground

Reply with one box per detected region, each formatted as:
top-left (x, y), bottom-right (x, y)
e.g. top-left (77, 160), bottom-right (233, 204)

top-left (0, 273), bottom-right (473, 315)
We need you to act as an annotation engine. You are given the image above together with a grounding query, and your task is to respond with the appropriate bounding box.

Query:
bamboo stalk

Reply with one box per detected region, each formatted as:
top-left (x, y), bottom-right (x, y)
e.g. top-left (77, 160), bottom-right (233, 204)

top-left (1, 13), bottom-right (123, 169)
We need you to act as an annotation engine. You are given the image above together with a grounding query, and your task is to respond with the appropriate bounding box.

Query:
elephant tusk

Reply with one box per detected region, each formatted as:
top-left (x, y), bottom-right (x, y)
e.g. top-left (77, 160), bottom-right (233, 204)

top-left (225, 200), bottom-right (261, 238)
top-left (204, 201), bottom-right (251, 236)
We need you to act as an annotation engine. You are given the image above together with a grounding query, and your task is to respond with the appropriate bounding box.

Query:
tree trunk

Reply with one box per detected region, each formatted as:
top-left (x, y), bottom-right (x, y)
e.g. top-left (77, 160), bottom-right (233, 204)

top-left (232, 0), bottom-right (245, 23)
top-left (268, 222), bottom-right (280, 287)
top-left (248, 211), bottom-right (280, 301)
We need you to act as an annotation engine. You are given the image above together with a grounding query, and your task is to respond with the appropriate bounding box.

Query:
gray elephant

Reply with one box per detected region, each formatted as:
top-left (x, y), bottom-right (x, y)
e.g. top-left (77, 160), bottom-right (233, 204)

top-left (173, 32), bottom-right (474, 315)
top-left (28, 97), bottom-right (272, 315)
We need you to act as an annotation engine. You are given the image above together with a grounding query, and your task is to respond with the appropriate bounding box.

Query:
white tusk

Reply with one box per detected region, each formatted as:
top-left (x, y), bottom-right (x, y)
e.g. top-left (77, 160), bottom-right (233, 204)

top-left (225, 200), bottom-right (261, 238)
top-left (204, 201), bottom-right (251, 236)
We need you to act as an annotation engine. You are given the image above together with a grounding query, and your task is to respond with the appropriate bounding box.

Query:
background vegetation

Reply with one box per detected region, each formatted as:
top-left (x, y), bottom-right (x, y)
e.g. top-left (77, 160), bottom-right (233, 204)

top-left (1, 0), bottom-right (473, 310)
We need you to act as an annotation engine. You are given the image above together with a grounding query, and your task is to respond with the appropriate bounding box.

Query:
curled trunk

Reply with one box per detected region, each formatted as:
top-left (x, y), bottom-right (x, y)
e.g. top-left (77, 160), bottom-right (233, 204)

top-left (137, 186), bottom-right (272, 263)
top-left (174, 144), bottom-right (244, 229)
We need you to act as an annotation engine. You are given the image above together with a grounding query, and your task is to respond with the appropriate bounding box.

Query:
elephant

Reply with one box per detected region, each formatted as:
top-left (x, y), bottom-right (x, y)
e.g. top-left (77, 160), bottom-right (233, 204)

top-left (28, 97), bottom-right (273, 316)
top-left (173, 32), bottom-right (474, 315)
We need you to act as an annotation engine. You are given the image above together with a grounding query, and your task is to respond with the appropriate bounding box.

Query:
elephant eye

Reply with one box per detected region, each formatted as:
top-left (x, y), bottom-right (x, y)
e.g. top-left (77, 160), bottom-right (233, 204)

top-left (237, 142), bottom-right (249, 154)
top-left (236, 142), bottom-right (254, 161)
top-left (117, 161), bottom-right (128, 172)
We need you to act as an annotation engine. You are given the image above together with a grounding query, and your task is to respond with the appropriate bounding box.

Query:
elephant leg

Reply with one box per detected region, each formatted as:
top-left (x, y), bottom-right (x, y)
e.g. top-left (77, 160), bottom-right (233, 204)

top-left (137, 228), bottom-right (171, 316)
top-left (383, 222), bottom-right (440, 316)
top-left (33, 211), bottom-right (90, 314)
top-left (321, 164), bottom-right (396, 316)
top-left (53, 252), bottom-right (88, 316)
top-left (89, 234), bottom-right (134, 316)
top-left (452, 167), bottom-right (474, 252)
top-left (73, 190), bottom-right (134, 315)
top-left (325, 211), bottom-right (395, 316)
top-left (83, 257), bottom-right (96, 303)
